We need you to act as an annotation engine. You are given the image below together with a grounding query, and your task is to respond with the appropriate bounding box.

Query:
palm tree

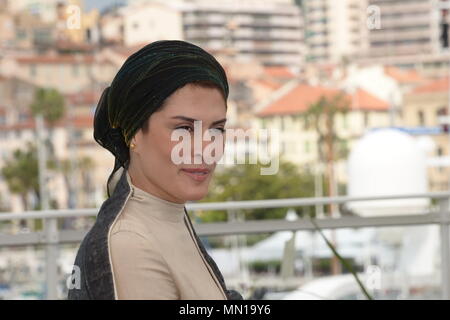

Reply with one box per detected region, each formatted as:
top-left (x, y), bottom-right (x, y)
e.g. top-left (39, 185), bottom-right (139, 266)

top-left (303, 92), bottom-right (350, 275)
top-left (0, 142), bottom-right (55, 229)
top-left (29, 87), bottom-right (66, 210)
top-left (78, 156), bottom-right (95, 207)
top-left (1, 142), bottom-right (39, 211)
top-left (59, 155), bottom-right (95, 208)
top-left (30, 88), bottom-right (65, 126)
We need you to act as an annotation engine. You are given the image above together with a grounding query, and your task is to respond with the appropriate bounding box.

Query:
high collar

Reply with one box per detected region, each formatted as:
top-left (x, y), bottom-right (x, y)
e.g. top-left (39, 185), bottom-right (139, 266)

top-left (124, 170), bottom-right (186, 223)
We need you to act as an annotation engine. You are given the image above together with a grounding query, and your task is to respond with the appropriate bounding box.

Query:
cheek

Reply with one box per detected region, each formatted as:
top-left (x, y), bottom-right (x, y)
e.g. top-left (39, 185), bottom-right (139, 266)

top-left (139, 132), bottom-right (168, 165)
top-left (151, 132), bottom-right (180, 169)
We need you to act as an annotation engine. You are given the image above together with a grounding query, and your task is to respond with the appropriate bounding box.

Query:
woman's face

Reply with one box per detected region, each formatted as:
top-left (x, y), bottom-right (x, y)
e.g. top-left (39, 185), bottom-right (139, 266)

top-left (129, 83), bottom-right (227, 203)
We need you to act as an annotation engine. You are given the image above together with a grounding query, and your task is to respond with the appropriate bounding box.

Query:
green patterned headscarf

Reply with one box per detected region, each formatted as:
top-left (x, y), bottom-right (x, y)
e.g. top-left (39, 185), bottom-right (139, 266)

top-left (93, 40), bottom-right (229, 182)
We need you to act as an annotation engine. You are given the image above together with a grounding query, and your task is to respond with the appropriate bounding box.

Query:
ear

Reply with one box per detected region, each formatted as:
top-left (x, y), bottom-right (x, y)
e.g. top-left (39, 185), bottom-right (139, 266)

top-left (130, 133), bottom-right (140, 155)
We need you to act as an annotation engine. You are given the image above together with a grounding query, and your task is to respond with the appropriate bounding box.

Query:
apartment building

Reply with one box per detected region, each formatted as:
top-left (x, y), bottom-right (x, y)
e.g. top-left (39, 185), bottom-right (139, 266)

top-left (0, 53), bottom-right (118, 94)
top-left (102, 0), bottom-right (304, 67)
top-left (367, 0), bottom-right (435, 56)
top-left (0, 74), bottom-right (114, 212)
top-left (300, 0), bottom-right (368, 64)
top-left (403, 77), bottom-right (450, 191)
top-left (361, 0), bottom-right (449, 76)
top-left (253, 82), bottom-right (392, 183)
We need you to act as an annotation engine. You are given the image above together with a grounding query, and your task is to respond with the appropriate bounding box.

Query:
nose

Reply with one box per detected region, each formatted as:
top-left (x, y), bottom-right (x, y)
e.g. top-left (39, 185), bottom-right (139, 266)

top-left (191, 127), bottom-right (224, 164)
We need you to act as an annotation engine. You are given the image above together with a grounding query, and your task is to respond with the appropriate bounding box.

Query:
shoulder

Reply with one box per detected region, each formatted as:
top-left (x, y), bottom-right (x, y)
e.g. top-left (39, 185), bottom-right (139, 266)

top-left (109, 229), bottom-right (170, 277)
top-left (110, 212), bottom-right (149, 240)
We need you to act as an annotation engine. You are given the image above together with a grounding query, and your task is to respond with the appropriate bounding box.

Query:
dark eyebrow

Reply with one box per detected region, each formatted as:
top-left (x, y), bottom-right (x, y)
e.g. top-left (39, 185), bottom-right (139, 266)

top-left (171, 116), bottom-right (227, 126)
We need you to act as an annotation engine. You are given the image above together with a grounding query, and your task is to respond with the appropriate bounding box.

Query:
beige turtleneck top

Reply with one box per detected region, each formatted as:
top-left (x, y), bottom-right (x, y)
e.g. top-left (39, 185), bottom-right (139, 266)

top-left (109, 171), bottom-right (228, 300)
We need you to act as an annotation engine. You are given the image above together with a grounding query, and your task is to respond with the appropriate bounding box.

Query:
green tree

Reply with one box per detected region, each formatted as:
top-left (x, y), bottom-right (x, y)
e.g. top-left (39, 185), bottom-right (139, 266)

top-left (30, 88), bottom-right (65, 125)
top-left (200, 160), bottom-right (318, 222)
top-left (303, 92), bottom-right (350, 174)
top-left (29, 87), bottom-right (65, 210)
top-left (29, 87), bottom-right (66, 169)
top-left (1, 142), bottom-right (40, 211)
top-left (1, 142), bottom-right (58, 209)
top-left (59, 155), bottom-right (95, 208)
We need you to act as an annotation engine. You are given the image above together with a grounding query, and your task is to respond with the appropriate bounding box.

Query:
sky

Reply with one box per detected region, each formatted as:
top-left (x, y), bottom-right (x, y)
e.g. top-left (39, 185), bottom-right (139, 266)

top-left (85, 0), bottom-right (128, 12)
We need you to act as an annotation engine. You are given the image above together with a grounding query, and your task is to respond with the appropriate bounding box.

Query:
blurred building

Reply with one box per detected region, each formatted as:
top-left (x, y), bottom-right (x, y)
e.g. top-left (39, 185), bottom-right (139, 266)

top-left (0, 74), bottom-right (114, 211)
top-left (403, 77), bottom-right (450, 191)
top-left (299, 0), bottom-right (368, 64)
top-left (253, 82), bottom-right (392, 184)
top-left (0, 0), bottom-right (100, 50)
top-left (100, 0), bottom-right (304, 67)
top-left (0, 2), bottom-right (16, 48)
top-left (4, 0), bottom-right (62, 23)
top-left (0, 52), bottom-right (118, 94)
top-left (7, 8), bottom-right (56, 50)
top-left (367, 0), bottom-right (435, 58)
top-left (55, 1), bottom-right (101, 45)
top-left (343, 64), bottom-right (429, 126)
top-left (360, 0), bottom-right (450, 77)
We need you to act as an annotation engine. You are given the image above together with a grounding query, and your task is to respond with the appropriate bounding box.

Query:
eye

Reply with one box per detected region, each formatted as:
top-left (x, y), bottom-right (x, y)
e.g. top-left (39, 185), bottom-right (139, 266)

top-left (209, 127), bottom-right (225, 134)
top-left (175, 125), bottom-right (194, 133)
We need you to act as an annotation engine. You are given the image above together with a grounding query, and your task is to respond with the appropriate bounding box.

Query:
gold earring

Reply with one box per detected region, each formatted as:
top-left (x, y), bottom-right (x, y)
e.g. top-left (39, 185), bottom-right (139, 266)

top-left (130, 143), bottom-right (136, 149)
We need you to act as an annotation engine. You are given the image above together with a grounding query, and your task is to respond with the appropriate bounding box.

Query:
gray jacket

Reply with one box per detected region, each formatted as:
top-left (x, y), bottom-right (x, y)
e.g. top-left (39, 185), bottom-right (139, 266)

top-left (67, 166), bottom-right (243, 300)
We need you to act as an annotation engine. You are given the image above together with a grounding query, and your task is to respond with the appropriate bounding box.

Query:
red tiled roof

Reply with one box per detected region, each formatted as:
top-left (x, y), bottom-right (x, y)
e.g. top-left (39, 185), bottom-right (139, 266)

top-left (384, 66), bottom-right (426, 84)
top-left (264, 66), bottom-right (296, 79)
top-left (257, 84), bottom-right (341, 116)
top-left (67, 115), bottom-right (94, 128)
top-left (350, 89), bottom-right (390, 111)
top-left (257, 84), bottom-right (389, 117)
top-left (65, 91), bottom-right (100, 105)
top-left (412, 77), bottom-right (449, 94)
top-left (16, 54), bottom-right (106, 65)
top-left (0, 115), bottom-right (94, 131)
top-left (252, 79), bottom-right (282, 90)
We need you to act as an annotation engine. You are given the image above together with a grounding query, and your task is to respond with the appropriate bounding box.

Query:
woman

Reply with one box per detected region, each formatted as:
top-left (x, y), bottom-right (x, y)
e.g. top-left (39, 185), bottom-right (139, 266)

top-left (67, 40), bottom-right (243, 300)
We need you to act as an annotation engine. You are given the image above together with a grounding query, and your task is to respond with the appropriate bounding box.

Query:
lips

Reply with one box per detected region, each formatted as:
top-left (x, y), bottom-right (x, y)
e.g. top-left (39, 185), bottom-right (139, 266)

top-left (180, 168), bottom-right (211, 182)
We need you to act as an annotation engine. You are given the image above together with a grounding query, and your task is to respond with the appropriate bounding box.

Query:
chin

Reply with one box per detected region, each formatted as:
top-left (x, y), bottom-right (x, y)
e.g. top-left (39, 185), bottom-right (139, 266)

top-left (177, 184), bottom-right (209, 201)
top-left (184, 189), bottom-right (209, 201)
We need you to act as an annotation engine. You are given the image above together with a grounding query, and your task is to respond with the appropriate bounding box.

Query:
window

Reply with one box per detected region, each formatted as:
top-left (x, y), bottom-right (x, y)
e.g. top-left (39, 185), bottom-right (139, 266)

top-left (418, 110), bottom-right (425, 126)
top-left (438, 147), bottom-right (444, 172)
top-left (261, 118), bottom-right (266, 129)
top-left (73, 64), bottom-right (79, 77)
top-left (303, 117), bottom-right (311, 130)
top-left (437, 107), bottom-right (447, 125)
top-left (18, 112), bottom-right (29, 122)
top-left (363, 111), bottom-right (369, 127)
top-left (304, 141), bottom-right (310, 153)
top-left (343, 113), bottom-right (348, 129)
top-left (72, 129), bottom-right (83, 140)
top-left (30, 65), bottom-right (37, 77)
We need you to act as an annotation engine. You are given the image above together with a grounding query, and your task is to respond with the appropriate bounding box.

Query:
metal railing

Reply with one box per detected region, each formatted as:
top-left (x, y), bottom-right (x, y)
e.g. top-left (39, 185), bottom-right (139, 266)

top-left (0, 191), bottom-right (450, 300)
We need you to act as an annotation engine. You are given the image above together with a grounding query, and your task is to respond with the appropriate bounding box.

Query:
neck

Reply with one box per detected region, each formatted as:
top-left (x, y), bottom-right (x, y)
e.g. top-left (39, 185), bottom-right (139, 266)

top-left (127, 162), bottom-right (185, 205)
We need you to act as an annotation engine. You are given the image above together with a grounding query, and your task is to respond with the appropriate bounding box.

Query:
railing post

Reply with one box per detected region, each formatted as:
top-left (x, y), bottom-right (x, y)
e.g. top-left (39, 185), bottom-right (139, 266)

top-left (45, 217), bottom-right (59, 300)
top-left (439, 197), bottom-right (450, 300)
